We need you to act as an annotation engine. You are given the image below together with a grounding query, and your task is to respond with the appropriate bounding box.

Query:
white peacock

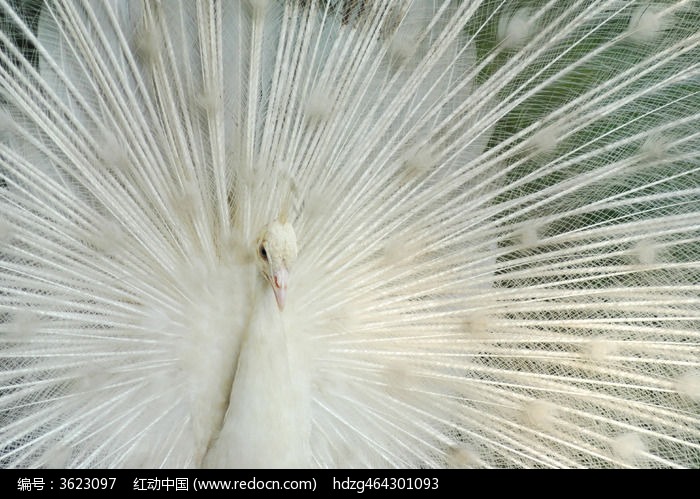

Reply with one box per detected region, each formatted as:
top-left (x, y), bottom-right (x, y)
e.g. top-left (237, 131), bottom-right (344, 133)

top-left (0, 0), bottom-right (699, 468)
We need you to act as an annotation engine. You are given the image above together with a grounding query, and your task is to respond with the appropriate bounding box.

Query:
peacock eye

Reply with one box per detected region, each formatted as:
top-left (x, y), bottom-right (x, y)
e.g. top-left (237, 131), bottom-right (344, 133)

top-left (259, 244), bottom-right (268, 261)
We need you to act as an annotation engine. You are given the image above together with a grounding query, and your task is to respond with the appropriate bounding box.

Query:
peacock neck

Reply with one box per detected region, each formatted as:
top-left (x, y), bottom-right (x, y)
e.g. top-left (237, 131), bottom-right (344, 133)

top-left (202, 275), bottom-right (311, 468)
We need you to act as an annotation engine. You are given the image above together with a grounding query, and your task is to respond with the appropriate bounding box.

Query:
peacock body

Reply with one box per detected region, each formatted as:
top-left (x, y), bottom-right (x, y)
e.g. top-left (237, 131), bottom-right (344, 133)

top-left (1, 0), bottom-right (699, 468)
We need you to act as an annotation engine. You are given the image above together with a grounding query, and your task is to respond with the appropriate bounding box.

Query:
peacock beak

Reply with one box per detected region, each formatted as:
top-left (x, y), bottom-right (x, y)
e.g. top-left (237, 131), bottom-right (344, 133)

top-left (271, 268), bottom-right (288, 310)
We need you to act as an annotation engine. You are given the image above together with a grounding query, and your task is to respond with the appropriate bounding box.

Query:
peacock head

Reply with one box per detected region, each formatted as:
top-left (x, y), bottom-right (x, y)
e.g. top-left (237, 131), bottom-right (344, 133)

top-left (256, 219), bottom-right (298, 310)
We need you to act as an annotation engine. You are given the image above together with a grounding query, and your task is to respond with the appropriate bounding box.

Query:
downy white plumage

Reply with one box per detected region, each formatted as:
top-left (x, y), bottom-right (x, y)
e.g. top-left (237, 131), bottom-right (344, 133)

top-left (0, 0), bottom-right (699, 468)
